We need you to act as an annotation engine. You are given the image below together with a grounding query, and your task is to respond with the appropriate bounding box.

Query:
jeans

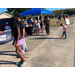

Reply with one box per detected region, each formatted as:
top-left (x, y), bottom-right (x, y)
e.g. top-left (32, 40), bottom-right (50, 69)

top-left (62, 31), bottom-right (67, 38)
top-left (21, 38), bottom-right (28, 55)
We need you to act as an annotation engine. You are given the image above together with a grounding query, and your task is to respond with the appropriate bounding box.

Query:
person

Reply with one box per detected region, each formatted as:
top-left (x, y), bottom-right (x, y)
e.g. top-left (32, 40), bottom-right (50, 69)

top-left (60, 23), bottom-right (67, 39)
top-left (39, 16), bottom-right (44, 33)
top-left (34, 17), bottom-right (40, 35)
top-left (27, 17), bottom-right (32, 24)
top-left (10, 16), bottom-right (27, 67)
top-left (27, 17), bottom-right (33, 35)
top-left (14, 13), bottom-right (28, 56)
top-left (63, 15), bottom-right (65, 21)
top-left (65, 15), bottom-right (70, 25)
top-left (44, 16), bottom-right (50, 35)
top-left (58, 15), bottom-right (61, 21)
top-left (4, 22), bottom-right (11, 30)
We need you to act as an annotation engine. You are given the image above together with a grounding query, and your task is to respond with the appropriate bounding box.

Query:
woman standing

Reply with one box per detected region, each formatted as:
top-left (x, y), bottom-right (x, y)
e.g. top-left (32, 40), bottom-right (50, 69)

top-left (34, 17), bottom-right (40, 35)
top-left (44, 16), bottom-right (50, 35)
top-left (39, 16), bottom-right (44, 33)
top-left (11, 16), bottom-right (27, 67)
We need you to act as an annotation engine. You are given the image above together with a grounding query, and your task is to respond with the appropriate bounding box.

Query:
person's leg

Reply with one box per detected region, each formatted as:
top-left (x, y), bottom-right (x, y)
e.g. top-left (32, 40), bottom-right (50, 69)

top-left (41, 26), bottom-right (43, 32)
top-left (24, 38), bottom-right (28, 51)
top-left (65, 32), bottom-right (67, 38)
top-left (62, 31), bottom-right (65, 37)
top-left (36, 26), bottom-right (38, 35)
top-left (61, 31), bottom-right (65, 38)
top-left (16, 45), bottom-right (26, 62)
top-left (21, 39), bottom-right (25, 56)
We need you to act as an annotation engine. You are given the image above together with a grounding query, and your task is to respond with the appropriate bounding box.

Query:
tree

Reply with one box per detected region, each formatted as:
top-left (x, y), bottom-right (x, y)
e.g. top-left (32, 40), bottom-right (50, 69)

top-left (7, 8), bottom-right (46, 15)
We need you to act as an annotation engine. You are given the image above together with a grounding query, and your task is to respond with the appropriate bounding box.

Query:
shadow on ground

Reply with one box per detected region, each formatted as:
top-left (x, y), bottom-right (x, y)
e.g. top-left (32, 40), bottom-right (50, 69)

top-left (0, 60), bottom-right (16, 65)
top-left (29, 37), bottom-right (61, 40)
top-left (0, 51), bottom-right (17, 57)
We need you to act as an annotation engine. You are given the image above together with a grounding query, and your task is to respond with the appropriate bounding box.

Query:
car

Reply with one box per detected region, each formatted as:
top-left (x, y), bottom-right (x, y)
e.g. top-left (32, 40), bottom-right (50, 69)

top-left (0, 18), bottom-right (11, 31)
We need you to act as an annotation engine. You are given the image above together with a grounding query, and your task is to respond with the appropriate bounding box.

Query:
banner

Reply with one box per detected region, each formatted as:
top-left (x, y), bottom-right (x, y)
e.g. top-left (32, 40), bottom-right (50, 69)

top-left (56, 20), bottom-right (60, 24)
top-left (0, 30), bottom-right (14, 44)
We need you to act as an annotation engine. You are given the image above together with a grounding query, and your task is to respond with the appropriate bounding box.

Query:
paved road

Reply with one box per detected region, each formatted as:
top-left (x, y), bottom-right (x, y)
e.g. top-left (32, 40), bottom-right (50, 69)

top-left (0, 17), bottom-right (75, 67)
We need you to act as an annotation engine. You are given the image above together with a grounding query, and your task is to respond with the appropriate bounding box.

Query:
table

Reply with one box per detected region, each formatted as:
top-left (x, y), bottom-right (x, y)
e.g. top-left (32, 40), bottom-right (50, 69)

top-left (0, 30), bottom-right (14, 44)
top-left (25, 24), bottom-right (35, 36)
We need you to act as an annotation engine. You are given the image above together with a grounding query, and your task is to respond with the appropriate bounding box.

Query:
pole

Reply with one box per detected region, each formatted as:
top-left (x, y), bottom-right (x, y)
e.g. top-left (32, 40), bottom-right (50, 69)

top-left (53, 14), bottom-right (57, 27)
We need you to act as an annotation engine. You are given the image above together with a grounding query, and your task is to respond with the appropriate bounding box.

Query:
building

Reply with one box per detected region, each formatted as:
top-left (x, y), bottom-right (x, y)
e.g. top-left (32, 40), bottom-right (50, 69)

top-left (0, 13), bottom-right (12, 19)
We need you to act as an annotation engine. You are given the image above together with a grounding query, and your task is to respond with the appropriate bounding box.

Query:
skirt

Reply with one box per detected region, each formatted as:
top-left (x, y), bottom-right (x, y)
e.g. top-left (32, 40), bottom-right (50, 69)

top-left (15, 38), bottom-right (23, 46)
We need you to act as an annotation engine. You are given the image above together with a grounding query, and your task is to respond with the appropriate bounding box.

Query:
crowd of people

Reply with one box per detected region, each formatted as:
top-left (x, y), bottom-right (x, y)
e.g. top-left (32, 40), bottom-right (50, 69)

top-left (8, 12), bottom-right (69, 67)
top-left (26, 16), bottom-right (50, 35)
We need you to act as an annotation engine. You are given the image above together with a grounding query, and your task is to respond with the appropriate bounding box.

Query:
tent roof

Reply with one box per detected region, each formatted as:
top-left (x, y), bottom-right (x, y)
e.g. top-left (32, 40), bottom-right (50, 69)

top-left (20, 8), bottom-right (53, 17)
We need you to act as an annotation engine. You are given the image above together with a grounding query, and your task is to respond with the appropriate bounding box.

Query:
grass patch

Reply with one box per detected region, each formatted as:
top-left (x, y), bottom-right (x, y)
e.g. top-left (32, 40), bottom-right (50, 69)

top-left (50, 19), bottom-right (66, 27)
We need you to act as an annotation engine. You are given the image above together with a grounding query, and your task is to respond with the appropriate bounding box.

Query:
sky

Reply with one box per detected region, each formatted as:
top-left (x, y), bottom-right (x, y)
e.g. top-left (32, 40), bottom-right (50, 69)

top-left (0, 8), bottom-right (71, 14)
top-left (46, 8), bottom-right (69, 11)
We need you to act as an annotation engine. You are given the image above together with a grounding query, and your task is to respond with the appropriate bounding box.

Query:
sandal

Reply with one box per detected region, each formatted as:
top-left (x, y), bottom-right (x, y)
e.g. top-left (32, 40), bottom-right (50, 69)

top-left (20, 61), bottom-right (27, 67)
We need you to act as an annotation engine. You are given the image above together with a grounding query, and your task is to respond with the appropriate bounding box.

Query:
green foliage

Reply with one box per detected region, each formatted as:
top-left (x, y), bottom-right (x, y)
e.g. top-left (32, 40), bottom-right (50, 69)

top-left (53, 8), bottom-right (75, 15)
top-left (7, 8), bottom-right (46, 16)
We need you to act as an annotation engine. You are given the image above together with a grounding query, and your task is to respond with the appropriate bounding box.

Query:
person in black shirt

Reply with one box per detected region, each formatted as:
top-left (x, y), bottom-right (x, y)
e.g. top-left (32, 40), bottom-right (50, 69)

top-left (11, 16), bottom-right (27, 67)
top-left (44, 16), bottom-right (50, 35)
top-left (14, 13), bottom-right (28, 56)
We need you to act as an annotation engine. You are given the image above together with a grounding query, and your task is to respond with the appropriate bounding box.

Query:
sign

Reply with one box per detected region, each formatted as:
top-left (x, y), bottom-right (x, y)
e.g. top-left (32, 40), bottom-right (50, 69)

top-left (0, 30), bottom-right (14, 44)
top-left (56, 20), bottom-right (60, 24)
top-left (0, 34), bottom-right (6, 41)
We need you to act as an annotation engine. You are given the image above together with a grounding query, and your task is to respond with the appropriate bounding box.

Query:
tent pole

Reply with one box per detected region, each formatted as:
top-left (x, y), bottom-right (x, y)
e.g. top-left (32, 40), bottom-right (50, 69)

top-left (53, 14), bottom-right (57, 27)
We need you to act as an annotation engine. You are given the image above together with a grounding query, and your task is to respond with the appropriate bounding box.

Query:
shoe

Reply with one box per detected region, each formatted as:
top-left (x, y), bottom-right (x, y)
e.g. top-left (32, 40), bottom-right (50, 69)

top-left (64, 38), bottom-right (67, 39)
top-left (16, 61), bottom-right (22, 65)
top-left (20, 61), bottom-right (27, 67)
top-left (24, 50), bottom-right (28, 52)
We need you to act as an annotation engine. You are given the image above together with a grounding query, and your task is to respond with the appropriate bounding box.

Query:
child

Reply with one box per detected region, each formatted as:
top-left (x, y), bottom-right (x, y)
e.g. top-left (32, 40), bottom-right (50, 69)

top-left (11, 16), bottom-right (27, 67)
top-left (60, 23), bottom-right (67, 39)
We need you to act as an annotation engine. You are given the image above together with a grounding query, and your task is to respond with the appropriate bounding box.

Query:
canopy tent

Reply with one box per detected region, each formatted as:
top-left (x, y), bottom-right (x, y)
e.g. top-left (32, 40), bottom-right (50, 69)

top-left (20, 8), bottom-right (53, 16)
top-left (20, 8), bottom-right (54, 36)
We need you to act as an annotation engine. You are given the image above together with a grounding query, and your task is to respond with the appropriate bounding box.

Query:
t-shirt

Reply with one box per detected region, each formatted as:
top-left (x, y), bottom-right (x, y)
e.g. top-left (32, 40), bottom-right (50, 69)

top-left (5, 26), bottom-right (11, 30)
top-left (14, 24), bottom-right (23, 40)
top-left (44, 19), bottom-right (50, 26)
top-left (21, 20), bottom-right (27, 37)
top-left (63, 25), bottom-right (67, 31)
top-left (27, 20), bottom-right (32, 24)
top-left (35, 20), bottom-right (40, 27)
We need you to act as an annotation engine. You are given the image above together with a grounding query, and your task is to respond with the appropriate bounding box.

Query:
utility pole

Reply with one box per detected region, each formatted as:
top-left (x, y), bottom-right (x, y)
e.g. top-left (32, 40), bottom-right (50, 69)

top-left (61, 8), bottom-right (63, 17)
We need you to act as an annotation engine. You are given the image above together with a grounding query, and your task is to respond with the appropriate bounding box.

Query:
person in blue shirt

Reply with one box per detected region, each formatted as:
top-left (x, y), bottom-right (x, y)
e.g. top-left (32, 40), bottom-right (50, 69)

top-left (27, 17), bottom-right (33, 35)
top-left (27, 17), bottom-right (32, 25)
top-left (5, 22), bottom-right (11, 30)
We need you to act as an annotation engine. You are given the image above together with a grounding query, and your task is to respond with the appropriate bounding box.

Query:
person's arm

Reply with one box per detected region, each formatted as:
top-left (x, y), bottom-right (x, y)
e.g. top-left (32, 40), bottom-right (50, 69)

top-left (15, 28), bottom-right (20, 47)
top-left (12, 39), bottom-right (15, 45)
top-left (23, 28), bottom-right (25, 39)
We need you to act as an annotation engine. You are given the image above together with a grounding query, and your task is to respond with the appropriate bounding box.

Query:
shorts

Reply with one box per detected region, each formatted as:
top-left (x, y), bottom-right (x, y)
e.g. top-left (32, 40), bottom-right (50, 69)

top-left (15, 38), bottom-right (23, 46)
